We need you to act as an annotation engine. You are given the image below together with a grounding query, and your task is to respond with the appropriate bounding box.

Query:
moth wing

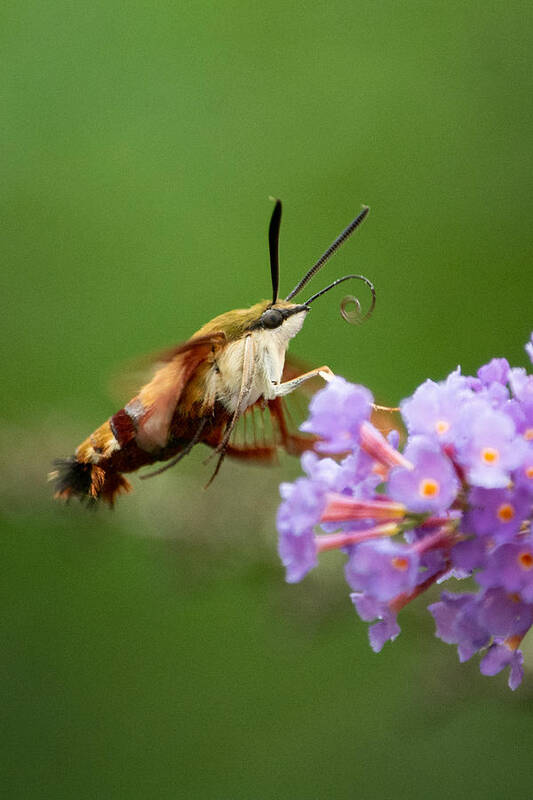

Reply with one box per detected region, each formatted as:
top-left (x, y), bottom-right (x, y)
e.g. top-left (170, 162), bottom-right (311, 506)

top-left (225, 354), bottom-right (319, 461)
top-left (108, 336), bottom-right (219, 402)
top-left (113, 333), bottom-right (226, 451)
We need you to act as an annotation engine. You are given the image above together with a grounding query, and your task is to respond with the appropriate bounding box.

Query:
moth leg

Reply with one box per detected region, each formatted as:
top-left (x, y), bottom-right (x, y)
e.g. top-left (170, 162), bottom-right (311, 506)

top-left (205, 335), bottom-right (256, 486)
top-left (272, 365), bottom-right (335, 398)
top-left (212, 334), bottom-right (256, 456)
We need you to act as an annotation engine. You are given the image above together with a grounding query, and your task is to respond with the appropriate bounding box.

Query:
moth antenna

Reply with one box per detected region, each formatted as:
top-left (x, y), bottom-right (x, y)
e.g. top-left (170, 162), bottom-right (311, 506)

top-left (304, 273), bottom-right (376, 325)
top-left (285, 205), bottom-right (369, 301)
top-left (269, 199), bottom-right (282, 304)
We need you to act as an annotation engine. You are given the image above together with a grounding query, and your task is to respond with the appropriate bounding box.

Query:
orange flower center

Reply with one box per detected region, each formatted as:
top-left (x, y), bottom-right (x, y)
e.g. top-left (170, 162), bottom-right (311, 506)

top-left (391, 557), bottom-right (409, 572)
top-left (526, 466), bottom-right (533, 481)
top-left (524, 428), bottom-right (533, 442)
top-left (518, 552), bottom-right (533, 571)
top-left (496, 503), bottom-right (515, 523)
top-left (419, 478), bottom-right (440, 498)
top-left (435, 420), bottom-right (450, 436)
top-left (481, 447), bottom-right (499, 465)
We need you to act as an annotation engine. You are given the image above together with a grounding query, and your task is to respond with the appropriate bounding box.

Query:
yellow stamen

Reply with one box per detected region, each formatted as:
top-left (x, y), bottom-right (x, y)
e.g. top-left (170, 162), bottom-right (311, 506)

top-left (435, 420), bottom-right (450, 436)
top-left (496, 503), bottom-right (515, 523)
top-left (481, 447), bottom-right (499, 465)
top-left (525, 466), bottom-right (533, 481)
top-left (518, 552), bottom-right (533, 571)
top-left (391, 556), bottom-right (409, 572)
top-left (419, 478), bottom-right (440, 498)
top-left (524, 428), bottom-right (533, 442)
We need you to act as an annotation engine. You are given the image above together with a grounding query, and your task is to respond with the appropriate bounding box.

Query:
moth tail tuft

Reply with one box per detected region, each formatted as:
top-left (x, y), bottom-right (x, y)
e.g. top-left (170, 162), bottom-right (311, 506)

top-left (51, 457), bottom-right (94, 503)
top-left (50, 457), bottom-right (131, 508)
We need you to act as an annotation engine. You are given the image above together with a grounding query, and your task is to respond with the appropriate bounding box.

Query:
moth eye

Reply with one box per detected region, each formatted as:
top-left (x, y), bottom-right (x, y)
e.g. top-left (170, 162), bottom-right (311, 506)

top-left (261, 309), bottom-right (284, 329)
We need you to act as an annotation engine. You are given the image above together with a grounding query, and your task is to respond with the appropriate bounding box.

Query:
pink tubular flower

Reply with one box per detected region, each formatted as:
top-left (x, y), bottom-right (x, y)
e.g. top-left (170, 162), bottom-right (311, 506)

top-left (321, 494), bottom-right (406, 523)
top-left (276, 331), bottom-right (533, 690)
top-left (359, 421), bottom-right (413, 471)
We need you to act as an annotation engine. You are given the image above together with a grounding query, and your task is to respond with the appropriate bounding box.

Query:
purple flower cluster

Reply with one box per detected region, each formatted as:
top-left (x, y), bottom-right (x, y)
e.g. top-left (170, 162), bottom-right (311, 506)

top-left (277, 334), bottom-right (533, 690)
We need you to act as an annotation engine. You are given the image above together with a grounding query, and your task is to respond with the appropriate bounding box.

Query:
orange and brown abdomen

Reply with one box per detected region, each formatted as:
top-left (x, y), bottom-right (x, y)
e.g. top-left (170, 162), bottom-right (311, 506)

top-left (53, 396), bottom-right (220, 506)
top-left (53, 418), bottom-right (138, 506)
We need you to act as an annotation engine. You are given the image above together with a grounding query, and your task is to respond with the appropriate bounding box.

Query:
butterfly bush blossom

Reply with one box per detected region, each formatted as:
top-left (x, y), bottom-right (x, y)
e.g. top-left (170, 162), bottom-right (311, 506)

top-left (277, 333), bottom-right (533, 690)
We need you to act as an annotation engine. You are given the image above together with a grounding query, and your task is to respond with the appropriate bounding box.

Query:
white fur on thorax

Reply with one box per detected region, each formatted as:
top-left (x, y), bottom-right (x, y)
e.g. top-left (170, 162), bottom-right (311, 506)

top-left (203, 311), bottom-right (307, 413)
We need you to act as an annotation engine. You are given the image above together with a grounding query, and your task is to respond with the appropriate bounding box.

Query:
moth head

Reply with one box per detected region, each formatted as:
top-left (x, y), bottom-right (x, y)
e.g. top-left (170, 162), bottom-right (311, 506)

top-left (249, 299), bottom-right (309, 334)
top-left (199, 201), bottom-right (375, 343)
top-left (263, 199), bottom-right (376, 329)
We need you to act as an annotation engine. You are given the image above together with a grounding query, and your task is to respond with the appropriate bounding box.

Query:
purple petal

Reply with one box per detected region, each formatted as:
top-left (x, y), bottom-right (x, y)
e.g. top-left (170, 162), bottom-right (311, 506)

top-left (479, 643), bottom-right (524, 690)
top-left (526, 333), bottom-right (533, 366)
top-left (388, 436), bottom-right (459, 513)
top-left (368, 617), bottom-right (401, 653)
top-left (477, 358), bottom-right (510, 386)
top-left (300, 377), bottom-right (373, 454)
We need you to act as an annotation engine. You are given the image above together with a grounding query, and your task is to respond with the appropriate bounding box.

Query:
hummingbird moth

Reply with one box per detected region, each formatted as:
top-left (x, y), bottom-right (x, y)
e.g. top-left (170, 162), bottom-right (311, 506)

top-left (52, 201), bottom-right (375, 506)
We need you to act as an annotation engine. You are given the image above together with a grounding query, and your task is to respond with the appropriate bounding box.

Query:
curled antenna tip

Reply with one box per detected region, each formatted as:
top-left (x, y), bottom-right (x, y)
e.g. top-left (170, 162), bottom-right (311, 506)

top-left (339, 276), bottom-right (376, 326)
top-left (340, 295), bottom-right (365, 325)
top-left (304, 273), bottom-right (376, 326)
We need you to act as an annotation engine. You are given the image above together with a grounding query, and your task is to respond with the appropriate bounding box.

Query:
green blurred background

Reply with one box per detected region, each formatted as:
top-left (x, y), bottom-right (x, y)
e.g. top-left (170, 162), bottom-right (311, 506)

top-left (2, 0), bottom-right (533, 797)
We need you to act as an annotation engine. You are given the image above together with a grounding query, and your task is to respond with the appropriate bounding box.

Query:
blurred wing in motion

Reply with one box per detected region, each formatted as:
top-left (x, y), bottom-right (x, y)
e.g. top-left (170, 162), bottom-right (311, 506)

top-left (217, 354), bottom-right (319, 463)
top-left (111, 333), bottom-right (227, 452)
